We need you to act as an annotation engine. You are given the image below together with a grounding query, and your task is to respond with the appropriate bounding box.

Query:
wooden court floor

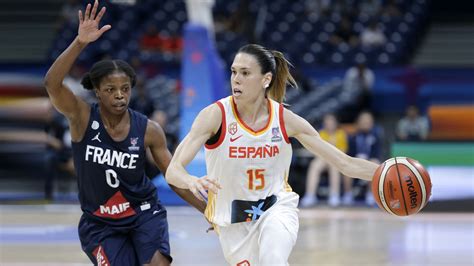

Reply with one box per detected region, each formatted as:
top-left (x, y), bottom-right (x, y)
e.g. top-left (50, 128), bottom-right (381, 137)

top-left (0, 204), bottom-right (472, 265)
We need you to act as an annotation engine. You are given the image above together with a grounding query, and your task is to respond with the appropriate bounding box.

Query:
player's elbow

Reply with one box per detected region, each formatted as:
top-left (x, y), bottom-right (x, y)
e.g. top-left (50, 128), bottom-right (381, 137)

top-left (164, 162), bottom-right (186, 189)
top-left (43, 76), bottom-right (52, 91)
top-left (43, 74), bottom-right (58, 93)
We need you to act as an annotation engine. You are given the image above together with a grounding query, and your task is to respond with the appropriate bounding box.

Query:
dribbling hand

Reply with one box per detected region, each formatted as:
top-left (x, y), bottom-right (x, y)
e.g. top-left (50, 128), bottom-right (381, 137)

top-left (189, 176), bottom-right (221, 202)
top-left (77, 0), bottom-right (111, 44)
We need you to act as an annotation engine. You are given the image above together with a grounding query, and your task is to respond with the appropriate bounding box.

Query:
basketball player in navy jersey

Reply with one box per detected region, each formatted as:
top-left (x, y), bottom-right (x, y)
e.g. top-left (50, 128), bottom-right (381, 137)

top-left (44, 1), bottom-right (205, 265)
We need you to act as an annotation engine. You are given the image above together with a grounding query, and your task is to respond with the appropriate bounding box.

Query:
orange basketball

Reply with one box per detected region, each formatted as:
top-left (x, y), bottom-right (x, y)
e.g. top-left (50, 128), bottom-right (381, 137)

top-left (372, 157), bottom-right (432, 216)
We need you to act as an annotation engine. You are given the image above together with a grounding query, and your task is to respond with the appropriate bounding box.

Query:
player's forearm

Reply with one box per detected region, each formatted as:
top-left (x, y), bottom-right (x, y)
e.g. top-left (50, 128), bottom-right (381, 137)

top-left (169, 184), bottom-right (206, 213)
top-left (44, 37), bottom-right (87, 93)
top-left (165, 162), bottom-right (195, 189)
top-left (342, 157), bottom-right (379, 181)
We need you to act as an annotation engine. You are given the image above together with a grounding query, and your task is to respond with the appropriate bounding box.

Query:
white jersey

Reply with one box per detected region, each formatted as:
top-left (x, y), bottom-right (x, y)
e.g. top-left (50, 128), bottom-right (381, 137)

top-left (204, 96), bottom-right (297, 227)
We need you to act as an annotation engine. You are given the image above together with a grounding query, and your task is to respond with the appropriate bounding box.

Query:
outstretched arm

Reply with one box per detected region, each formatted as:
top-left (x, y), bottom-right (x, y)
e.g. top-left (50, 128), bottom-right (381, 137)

top-left (166, 104), bottom-right (222, 201)
top-left (44, 1), bottom-right (110, 140)
top-left (284, 108), bottom-right (378, 181)
top-left (145, 120), bottom-right (207, 213)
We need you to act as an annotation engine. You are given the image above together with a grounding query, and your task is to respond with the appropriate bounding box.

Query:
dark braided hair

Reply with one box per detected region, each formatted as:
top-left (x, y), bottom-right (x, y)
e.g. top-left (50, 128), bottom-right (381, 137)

top-left (81, 59), bottom-right (136, 90)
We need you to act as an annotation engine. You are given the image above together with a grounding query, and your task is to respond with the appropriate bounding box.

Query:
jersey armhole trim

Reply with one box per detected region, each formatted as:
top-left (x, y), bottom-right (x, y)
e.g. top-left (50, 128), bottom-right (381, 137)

top-left (205, 101), bottom-right (226, 149)
top-left (279, 104), bottom-right (290, 144)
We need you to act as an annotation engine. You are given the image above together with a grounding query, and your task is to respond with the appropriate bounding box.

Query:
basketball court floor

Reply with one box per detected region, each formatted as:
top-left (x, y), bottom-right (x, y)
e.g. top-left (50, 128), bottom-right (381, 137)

top-left (0, 204), bottom-right (472, 265)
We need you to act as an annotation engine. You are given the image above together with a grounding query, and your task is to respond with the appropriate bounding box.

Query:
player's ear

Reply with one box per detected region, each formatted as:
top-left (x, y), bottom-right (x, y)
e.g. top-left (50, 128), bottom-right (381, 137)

top-left (262, 72), bottom-right (272, 89)
top-left (95, 88), bottom-right (100, 99)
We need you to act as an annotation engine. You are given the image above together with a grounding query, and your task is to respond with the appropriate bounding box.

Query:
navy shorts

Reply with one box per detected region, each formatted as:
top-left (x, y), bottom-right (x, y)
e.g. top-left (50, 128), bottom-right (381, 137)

top-left (78, 203), bottom-right (172, 265)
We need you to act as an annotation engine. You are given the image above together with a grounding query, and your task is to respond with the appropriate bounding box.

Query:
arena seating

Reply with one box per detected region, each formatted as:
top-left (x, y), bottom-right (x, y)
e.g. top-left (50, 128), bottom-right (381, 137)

top-left (49, 0), bottom-right (429, 69)
top-left (46, 0), bottom-right (432, 127)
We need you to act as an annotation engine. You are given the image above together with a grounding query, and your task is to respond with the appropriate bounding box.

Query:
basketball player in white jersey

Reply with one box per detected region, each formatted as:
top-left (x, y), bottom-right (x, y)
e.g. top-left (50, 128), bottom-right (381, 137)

top-left (166, 44), bottom-right (379, 265)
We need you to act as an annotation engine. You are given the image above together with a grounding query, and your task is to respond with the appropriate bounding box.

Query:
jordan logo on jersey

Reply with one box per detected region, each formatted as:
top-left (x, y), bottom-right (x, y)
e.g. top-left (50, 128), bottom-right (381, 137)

top-left (93, 191), bottom-right (136, 219)
top-left (92, 132), bottom-right (101, 142)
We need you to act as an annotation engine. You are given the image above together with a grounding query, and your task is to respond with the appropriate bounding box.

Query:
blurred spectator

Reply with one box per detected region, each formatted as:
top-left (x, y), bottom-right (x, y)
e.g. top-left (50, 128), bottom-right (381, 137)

top-left (343, 111), bottom-right (382, 206)
top-left (396, 105), bottom-right (430, 141)
top-left (129, 78), bottom-right (155, 118)
top-left (0, 99), bottom-right (74, 199)
top-left (330, 16), bottom-right (358, 47)
top-left (343, 63), bottom-right (375, 111)
top-left (360, 21), bottom-right (387, 48)
top-left (140, 25), bottom-right (183, 54)
top-left (300, 114), bottom-right (348, 207)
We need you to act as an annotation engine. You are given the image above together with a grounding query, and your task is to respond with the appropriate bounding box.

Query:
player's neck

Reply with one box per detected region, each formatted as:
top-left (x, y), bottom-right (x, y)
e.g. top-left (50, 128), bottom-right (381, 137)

top-left (99, 107), bottom-right (129, 130)
top-left (235, 95), bottom-right (268, 125)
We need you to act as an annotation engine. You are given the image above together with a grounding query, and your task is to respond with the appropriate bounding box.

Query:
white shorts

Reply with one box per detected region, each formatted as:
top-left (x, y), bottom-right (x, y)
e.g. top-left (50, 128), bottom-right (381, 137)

top-left (217, 192), bottom-right (299, 266)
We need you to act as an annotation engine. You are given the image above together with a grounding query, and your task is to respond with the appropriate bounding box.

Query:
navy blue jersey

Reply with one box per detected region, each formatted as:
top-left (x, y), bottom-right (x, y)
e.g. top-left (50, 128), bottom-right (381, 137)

top-left (348, 128), bottom-right (382, 161)
top-left (72, 103), bottom-right (157, 225)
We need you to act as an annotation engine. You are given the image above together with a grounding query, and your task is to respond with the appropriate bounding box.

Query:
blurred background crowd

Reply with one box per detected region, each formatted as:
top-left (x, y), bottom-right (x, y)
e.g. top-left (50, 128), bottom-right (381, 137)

top-left (0, 0), bottom-right (472, 211)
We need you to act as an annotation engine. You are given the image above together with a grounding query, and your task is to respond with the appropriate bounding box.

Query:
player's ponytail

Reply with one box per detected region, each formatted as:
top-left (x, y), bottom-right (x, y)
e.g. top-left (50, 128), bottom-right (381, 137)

top-left (268, 50), bottom-right (297, 103)
top-left (237, 44), bottom-right (297, 103)
top-left (80, 73), bottom-right (95, 90)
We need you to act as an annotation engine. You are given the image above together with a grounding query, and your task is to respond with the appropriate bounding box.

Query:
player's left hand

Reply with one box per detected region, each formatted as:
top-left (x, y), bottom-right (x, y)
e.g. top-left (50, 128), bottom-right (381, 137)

top-left (189, 175), bottom-right (221, 202)
top-left (77, 0), bottom-right (111, 44)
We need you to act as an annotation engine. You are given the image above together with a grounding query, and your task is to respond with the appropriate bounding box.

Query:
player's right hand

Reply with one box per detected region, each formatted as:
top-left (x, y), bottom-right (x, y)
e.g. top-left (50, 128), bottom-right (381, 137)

top-left (77, 0), bottom-right (111, 44)
top-left (189, 176), bottom-right (221, 202)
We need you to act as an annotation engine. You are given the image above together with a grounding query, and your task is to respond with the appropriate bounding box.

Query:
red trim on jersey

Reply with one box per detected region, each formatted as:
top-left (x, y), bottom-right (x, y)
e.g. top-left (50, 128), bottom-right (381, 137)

top-left (205, 101), bottom-right (226, 149)
top-left (279, 104), bottom-right (290, 144)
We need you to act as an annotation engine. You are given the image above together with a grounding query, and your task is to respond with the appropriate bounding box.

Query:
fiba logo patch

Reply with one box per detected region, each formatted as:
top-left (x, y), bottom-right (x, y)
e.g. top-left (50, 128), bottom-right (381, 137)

top-left (271, 127), bottom-right (282, 142)
top-left (128, 137), bottom-right (140, 151)
top-left (229, 122), bottom-right (238, 135)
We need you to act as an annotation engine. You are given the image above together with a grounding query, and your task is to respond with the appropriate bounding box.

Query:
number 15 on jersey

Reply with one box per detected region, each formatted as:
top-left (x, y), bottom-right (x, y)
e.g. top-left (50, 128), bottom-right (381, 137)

top-left (246, 169), bottom-right (265, 190)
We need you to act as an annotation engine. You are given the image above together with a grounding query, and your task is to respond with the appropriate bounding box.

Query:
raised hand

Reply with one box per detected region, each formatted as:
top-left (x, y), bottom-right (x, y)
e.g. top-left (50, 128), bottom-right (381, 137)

top-left (77, 0), bottom-right (111, 44)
